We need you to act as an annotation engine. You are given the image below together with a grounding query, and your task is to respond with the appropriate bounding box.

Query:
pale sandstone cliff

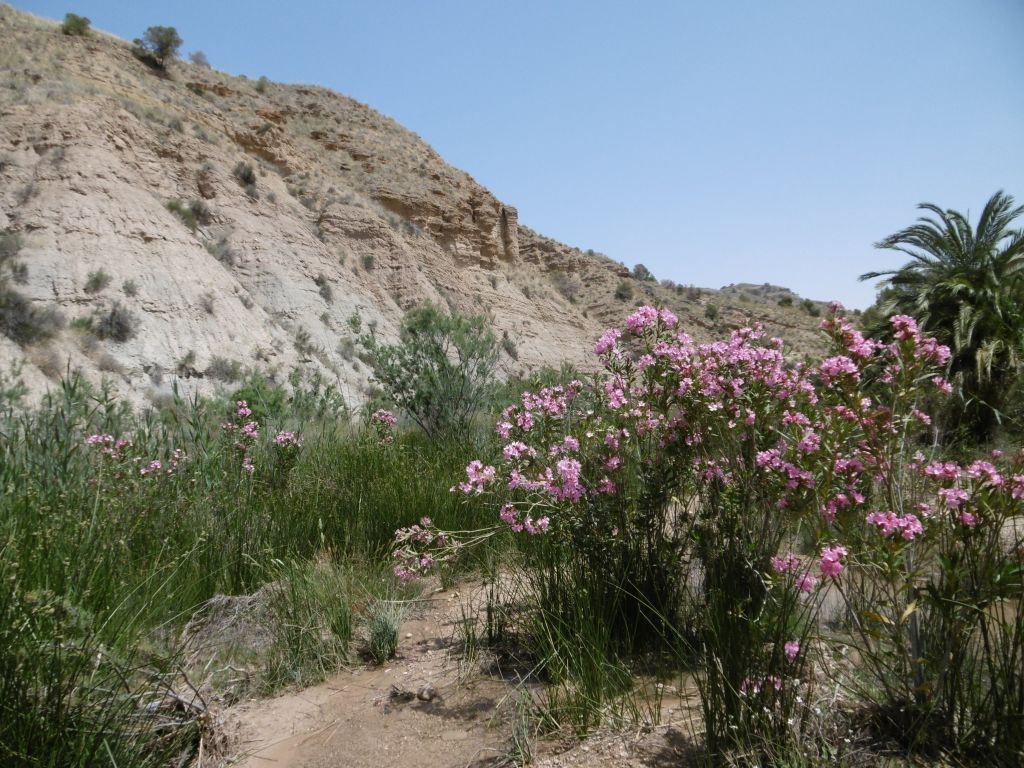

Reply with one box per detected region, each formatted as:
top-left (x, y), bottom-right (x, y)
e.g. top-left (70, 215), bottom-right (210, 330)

top-left (0, 6), bottom-right (826, 408)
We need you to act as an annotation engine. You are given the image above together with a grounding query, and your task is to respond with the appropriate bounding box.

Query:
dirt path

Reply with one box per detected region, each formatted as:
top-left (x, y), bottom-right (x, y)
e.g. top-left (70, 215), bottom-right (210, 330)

top-left (224, 587), bottom-right (515, 768)
top-left (222, 580), bottom-right (704, 768)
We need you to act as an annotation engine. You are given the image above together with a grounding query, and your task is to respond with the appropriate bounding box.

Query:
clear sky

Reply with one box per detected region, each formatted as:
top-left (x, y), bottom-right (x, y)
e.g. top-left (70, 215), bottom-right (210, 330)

top-left (13, 0), bottom-right (1024, 308)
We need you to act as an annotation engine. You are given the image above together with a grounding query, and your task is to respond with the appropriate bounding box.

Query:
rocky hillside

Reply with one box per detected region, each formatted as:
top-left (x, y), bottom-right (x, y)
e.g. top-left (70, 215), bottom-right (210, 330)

top-left (0, 6), bottom-right (827, 408)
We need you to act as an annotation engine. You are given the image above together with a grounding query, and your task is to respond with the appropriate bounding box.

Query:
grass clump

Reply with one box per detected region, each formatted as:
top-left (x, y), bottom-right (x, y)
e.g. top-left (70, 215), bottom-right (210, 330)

top-left (60, 12), bottom-right (90, 36)
top-left (262, 560), bottom-right (354, 691)
top-left (84, 268), bottom-right (111, 294)
top-left (166, 199), bottom-right (210, 232)
top-left (233, 162), bottom-right (258, 199)
top-left (365, 600), bottom-right (404, 664)
top-left (92, 302), bottom-right (138, 342)
top-left (206, 355), bottom-right (243, 382)
top-left (0, 231), bottom-right (65, 345)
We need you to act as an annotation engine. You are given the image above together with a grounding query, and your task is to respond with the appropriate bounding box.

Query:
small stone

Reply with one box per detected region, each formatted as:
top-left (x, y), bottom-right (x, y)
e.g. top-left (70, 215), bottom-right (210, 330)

top-left (417, 684), bottom-right (436, 702)
top-left (405, 632), bottom-right (412, 638)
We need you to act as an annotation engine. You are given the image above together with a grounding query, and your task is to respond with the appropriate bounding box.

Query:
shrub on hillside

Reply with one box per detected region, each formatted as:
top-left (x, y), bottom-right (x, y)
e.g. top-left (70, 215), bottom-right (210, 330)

top-left (0, 230), bottom-right (65, 344)
top-left (355, 303), bottom-right (500, 438)
top-left (206, 356), bottom-right (243, 383)
top-left (232, 161), bottom-right (258, 199)
top-left (166, 199), bottom-right (210, 232)
top-left (613, 280), bottom-right (634, 302)
top-left (631, 263), bottom-right (655, 282)
top-left (0, 291), bottom-right (65, 345)
top-left (84, 268), bottom-right (112, 294)
top-left (60, 13), bottom-right (90, 36)
top-left (188, 50), bottom-right (210, 68)
top-left (132, 26), bottom-right (182, 70)
top-left (92, 303), bottom-right (138, 342)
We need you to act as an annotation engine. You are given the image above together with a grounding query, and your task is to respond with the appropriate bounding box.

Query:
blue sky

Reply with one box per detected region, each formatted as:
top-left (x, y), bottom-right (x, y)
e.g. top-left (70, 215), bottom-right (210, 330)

top-left (15, 0), bottom-right (1024, 308)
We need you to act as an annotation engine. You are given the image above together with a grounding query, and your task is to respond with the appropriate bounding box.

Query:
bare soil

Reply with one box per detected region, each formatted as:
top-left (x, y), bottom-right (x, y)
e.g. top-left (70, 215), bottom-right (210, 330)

top-left (223, 580), bottom-right (705, 768)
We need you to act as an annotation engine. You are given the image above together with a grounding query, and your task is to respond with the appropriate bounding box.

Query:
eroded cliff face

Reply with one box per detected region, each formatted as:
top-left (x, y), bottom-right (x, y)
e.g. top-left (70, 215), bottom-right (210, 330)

top-left (0, 7), bottom-right (825, 408)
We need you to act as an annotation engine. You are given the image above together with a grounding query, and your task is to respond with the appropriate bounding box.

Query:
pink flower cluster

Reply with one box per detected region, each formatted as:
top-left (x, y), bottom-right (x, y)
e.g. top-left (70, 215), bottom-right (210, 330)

top-left (771, 553), bottom-right (817, 593)
top-left (370, 409), bottom-right (398, 445)
top-left (274, 431), bottom-right (301, 448)
top-left (819, 545), bottom-right (848, 579)
top-left (499, 503), bottom-right (550, 534)
top-left (456, 460), bottom-right (496, 495)
top-left (740, 675), bottom-right (783, 696)
top-left (865, 510), bottom-right (924, 540)
top-left (222, 401), bottom-right (259, 474)
top-left (392, 517), bottom-right (457, 582)
top-left (84, 433), bottom-right (132, 461)
top-left (140, 459), bottom-right (162, 476)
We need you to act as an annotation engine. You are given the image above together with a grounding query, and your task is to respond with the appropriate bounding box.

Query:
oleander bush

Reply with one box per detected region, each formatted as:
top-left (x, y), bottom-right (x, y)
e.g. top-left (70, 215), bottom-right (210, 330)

top-left (397, 304), bottom-right (1024, 764)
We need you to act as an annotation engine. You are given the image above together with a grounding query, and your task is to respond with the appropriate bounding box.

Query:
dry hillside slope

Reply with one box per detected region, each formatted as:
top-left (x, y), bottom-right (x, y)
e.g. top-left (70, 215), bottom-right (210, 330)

top-left (0, 6), bottom-right (827, 407)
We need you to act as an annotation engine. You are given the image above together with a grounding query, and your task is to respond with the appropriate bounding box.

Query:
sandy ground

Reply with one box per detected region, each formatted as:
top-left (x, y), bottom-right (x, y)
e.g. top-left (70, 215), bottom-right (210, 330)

top-left (222, 580), bottom-right (705, 768)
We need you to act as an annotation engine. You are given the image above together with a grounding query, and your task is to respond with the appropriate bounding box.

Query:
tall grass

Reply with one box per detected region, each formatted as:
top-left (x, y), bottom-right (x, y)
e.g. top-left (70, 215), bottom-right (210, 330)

top-left (0, 372), bottom-right (497, 765)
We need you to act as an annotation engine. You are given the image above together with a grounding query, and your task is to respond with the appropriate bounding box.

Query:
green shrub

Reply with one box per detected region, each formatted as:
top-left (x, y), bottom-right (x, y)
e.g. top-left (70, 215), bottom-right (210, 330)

top-left (801, 298), bottom-right (820, 317)
top-left (632, 263), bottom-right (655, 282)
top-left (232, 161), bottom-right (257, 197)
top-left (262, 561), bottom-right (353, 691)
top-left (613, 280), bottom-right (634, 302)
top-left (777, 295), bottom-right (793, 307)
top-left (131, 26), bottom-right (182, 70)
top-left (188, 50), bottom-right (210, 68)
top-left (206, 356), bottom-right (242, 383)
top-left (0, 292), bottom-right (65, 345)
top-left (704, 303), bottom-right (719, 320)
top-left (205, 235), bottom-right (235, 266)
top-left (166, 199), bottom-right (210, 232)
top-left (314, 273), bottom-right (333, 303)
top-left (122, 280), bottom-right (139, 297)
top-left (355, 303), bottom-right (500, 438)
top-left (255, 76), bottom-right (270, 94)
top-left (93, 302), bottom-right (138, 342)
top-left (84, 268), bottom-right (111, 294)
top-left (501, 330), bottom-right (518, 360)
top-left (60, 12), bottom-right (90, 36)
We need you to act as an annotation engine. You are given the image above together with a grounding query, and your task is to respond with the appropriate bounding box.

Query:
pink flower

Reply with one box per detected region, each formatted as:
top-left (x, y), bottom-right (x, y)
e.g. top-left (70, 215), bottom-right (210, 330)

top-left (274, 431), bottom-right (301, 447)
top-left (371, 409), bottom-right (398, 428)
top-left (236, 400), bottom-right (253, 417)
top-left (784, 640), bottom-right (800, 662)
top-left (959, 510), bottom-right (978, 528)
top-left (458, 460), bottom-right (496, 494)
top-left (890, 315), bottom-right (918, 340)
top-left (140, 459), bottom-right (162, 476)
top-left (625, 306), bottom-right (659, 334)
top-left (820, 545), bottom-right (848, 579)
top-left (866, 511), bottom-right (923, 540)
top-left (503, 441), bottom-right (536, 460)
top-left (795, 573), bottom-right (816, 594)
top-left (938, 487), bottom-right (970, 509)
top-left (819, 355), bottom-right (859, 385)
top-left (594, 327), bottom-right (622, 355)
top-left (771, 553), bottom-right (800, 574)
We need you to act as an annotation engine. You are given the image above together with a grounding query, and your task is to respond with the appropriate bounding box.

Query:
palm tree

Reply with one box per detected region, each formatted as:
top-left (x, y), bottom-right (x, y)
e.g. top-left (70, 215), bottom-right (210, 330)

top-left (861, 190), bottom-right (1024, 442)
